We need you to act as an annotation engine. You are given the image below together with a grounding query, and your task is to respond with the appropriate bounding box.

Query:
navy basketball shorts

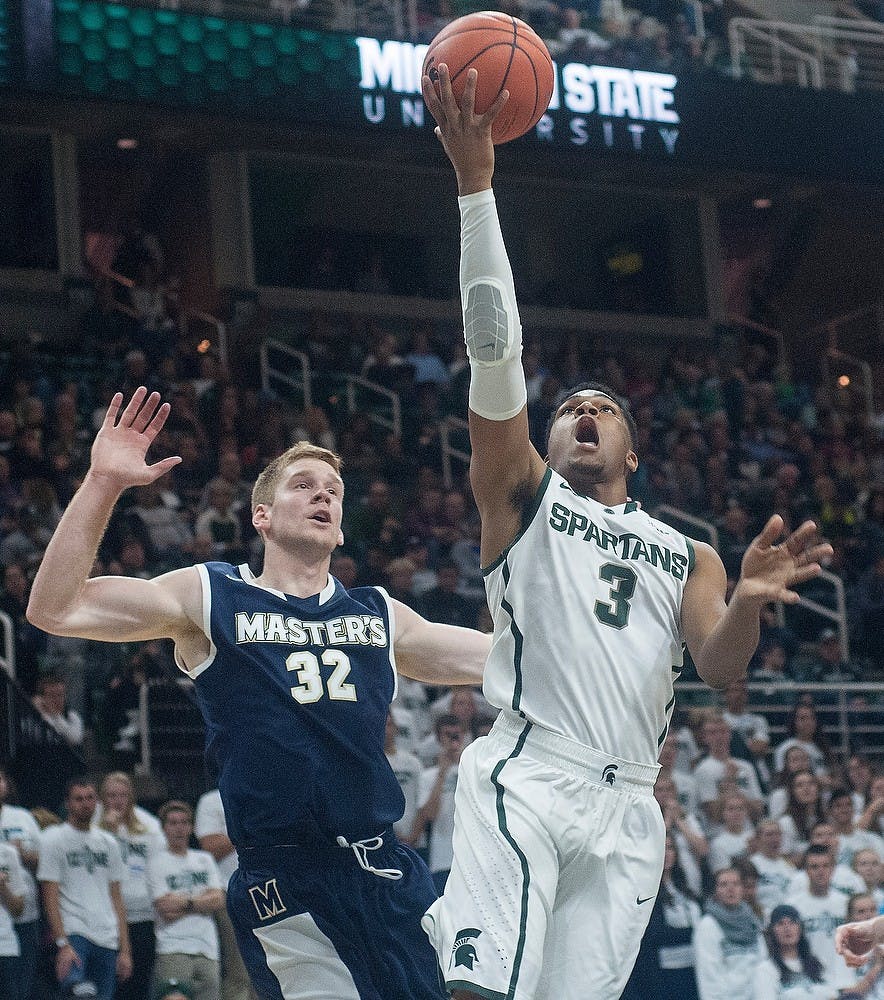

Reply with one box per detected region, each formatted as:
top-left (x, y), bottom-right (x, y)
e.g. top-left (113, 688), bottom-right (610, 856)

top-left (227, 836), bottom-right (445, 1000)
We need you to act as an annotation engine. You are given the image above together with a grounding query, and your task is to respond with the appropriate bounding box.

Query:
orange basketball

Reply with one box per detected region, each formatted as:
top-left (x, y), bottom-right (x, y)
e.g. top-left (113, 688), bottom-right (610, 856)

top-left (423, 12), bottom-right (555, 145)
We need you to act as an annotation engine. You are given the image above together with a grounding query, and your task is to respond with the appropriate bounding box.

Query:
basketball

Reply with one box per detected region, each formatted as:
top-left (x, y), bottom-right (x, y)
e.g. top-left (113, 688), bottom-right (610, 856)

top-left (423, 12), bottom-right (555, 145)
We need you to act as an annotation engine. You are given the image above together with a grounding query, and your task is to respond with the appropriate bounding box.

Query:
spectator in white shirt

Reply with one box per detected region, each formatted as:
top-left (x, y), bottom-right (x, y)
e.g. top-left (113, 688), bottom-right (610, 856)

top-left (694, 715), bottom-right (765, 827)
top-left (654, 774), bottom-right (708, 898)
top-left (31, 673), bottom-right (83, 747)
top-left (38, 777), bottom-right (132, 1000)
top-left (827, 788), bottom-right (884, 869)
top-left (695, 866), bottom-right (764, 1000)
top-left (194, 788), bottom-right (253, 1000)
top-left (845, 754), bottom-right (874, 820)
top-left (722, 679), bottom-right (771, 789)
top-left (0, 840), bottom-right (27, 1000)
top-left (789, 822), bottom-right (865, 899)
top-left (857, 774), bottom-right (884, 839)
top-left (773, 703), bottom-right (831, 779)
top-left (751, 819), bottom-right (797, 919)
top-left (410, 715), bottom-right (464, 895)
top-left (852, 848), bottom-right (884, 909)
top-left (779, 771), bottom-right (825, 861)
top-left (753, 904), bottom-right (834, 1000)
top-left (96, 771), bottom-right (165, 1000)
top-left (151, 801), bottom-right (224, 1000)
top-left (709, 794), bottom-right (755, 874)
top-left (673, 714), bottom-right (701, 774)
top-left (786, 845), bottom-right (851, 988)
top-left (658, 729), bottom-right (700, 818)
top-left (769, 745), bottom-right (814, 820)
top-left (383, 711), bottom-right (423, 847)
top-left (0, 767), bottom-right (41, 1000)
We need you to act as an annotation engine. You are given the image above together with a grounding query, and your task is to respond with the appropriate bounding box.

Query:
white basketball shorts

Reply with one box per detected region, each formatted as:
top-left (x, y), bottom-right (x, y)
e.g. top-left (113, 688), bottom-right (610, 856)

top-left (422, 712), bottom-right (666, 1000)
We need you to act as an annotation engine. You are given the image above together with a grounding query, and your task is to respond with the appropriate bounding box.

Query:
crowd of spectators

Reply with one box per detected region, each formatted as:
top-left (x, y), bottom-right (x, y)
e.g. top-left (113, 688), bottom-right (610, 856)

top-left (0, 217), bottom-right (879, 996)
top-left (5, 689), bottom-right (884, 997)
top-left (0, 248), bottom-right (882, 741)
top-left (407, 0), bottom-right (725, 77)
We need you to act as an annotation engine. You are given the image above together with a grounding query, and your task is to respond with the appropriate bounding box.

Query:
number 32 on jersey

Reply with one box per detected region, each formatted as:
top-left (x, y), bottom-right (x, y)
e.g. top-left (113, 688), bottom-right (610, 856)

top-left (286, 649), bottom-right (357, 704)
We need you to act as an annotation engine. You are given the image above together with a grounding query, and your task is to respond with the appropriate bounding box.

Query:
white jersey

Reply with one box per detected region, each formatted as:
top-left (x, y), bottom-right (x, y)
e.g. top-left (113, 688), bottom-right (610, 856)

top-left (482, 468), bottom-right (693, 765)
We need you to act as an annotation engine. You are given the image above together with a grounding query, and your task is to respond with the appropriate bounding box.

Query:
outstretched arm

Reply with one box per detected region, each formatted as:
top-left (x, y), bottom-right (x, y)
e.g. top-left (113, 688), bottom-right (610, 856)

top-left (27, 389), bottom-right (204, 651)
top-left (682, 515), bottom-right (832, 689)
top-left (422, 65), bottom-right (546, 566)
top-left (391, 598), bottom-right (490, 686)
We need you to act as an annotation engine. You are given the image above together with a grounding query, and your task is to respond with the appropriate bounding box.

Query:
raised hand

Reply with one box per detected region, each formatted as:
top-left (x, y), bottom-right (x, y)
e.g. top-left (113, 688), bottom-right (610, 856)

top-left (421, 64), bottom-right (508, 194)
top-left (836, 917), bottom-right (883, 967)
top-left (737, 515), bottom-right (833, 605)
top-left (90, 388), bottom-right (181, 490)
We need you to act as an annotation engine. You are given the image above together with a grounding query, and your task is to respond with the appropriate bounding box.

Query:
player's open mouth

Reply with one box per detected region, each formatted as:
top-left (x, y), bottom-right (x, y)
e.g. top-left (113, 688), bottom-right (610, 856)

top-left (575, 416), bottom-right (599, 446)
top-left (310, 511), bottom-right (332, 524)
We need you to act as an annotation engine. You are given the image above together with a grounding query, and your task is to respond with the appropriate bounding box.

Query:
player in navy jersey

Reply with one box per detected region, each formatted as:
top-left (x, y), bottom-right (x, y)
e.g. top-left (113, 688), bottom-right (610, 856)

top-left (27, 387), bottom-right (492, 1000)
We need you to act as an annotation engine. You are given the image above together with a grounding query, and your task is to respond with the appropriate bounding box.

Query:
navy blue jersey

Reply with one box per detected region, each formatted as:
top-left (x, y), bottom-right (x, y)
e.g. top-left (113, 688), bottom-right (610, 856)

top-left (186, 562), bottom-right (405, 850)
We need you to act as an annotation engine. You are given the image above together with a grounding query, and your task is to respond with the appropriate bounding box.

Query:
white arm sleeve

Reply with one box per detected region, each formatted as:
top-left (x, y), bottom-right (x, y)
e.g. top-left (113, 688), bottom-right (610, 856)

top-left (458, 189), bottom-right (527, 421)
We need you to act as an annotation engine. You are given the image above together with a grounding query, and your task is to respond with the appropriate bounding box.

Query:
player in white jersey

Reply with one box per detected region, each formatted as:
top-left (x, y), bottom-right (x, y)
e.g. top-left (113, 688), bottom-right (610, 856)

top-left (420, 63), bottom-right (833, 1000)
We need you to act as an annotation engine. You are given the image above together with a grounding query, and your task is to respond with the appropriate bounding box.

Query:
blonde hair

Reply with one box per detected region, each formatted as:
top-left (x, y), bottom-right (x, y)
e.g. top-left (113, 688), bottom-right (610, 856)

top-left (251, 442), bottom-right (342, 512)
top-left (100, 771), bottom-right (147, 836)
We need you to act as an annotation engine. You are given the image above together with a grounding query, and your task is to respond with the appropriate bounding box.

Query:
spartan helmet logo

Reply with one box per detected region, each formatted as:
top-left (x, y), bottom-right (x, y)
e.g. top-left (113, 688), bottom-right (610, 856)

top-left (450, 928), bottom-right (482, 970)
top-left (602, 763), bottom-right (618, 786)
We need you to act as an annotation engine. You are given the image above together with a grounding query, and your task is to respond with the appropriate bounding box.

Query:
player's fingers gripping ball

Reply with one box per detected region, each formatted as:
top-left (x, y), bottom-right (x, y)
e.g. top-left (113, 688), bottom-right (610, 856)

top-left (423, 11), bottom-right (555, 144)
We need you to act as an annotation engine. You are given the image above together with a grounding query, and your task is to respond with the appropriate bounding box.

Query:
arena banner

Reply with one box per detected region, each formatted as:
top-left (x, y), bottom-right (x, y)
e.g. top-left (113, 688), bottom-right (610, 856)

top-left (8, 0), bottom-right (884, 182)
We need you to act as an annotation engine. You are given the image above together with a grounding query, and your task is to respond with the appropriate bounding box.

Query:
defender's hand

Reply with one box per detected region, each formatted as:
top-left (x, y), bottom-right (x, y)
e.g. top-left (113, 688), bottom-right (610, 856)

top-left (89, 387), bottom-right (181, 491)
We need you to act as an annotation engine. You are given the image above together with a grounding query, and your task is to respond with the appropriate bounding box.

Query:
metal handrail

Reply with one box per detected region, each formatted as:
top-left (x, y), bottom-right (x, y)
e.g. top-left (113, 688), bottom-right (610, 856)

top-left (814, 15), bottom-right (884, 33)
top-left (259, 338), bottom-right (313, 411)
top-left (0, 611), bottom-right (15, 756)
top-left (727, 314), bottom-right (785, 369)
top-left (730, 16), bottom-right (884, 91)
top-left (772, 568), bottom-right (849, 663)
top-left (92, 267), bottom-right (229, 366)
top-left (808, 298), bottom-right (884, 354)
top-left (440, 415), bottom-right (470, 490)
top-left (821, 348), bottom-right (875, 424)
top-left (0, 611), bottom-right (15, 683)
top-left (729, 19), bottom-right (823, 88)
top-left (653, 506), bottom-right (719, 551)
top-left (676, 681), bottom-right (884, 763)
top-left (344, 375), bottom-right (402, 439)
top-left (180, 309), bottom-right (229, 369)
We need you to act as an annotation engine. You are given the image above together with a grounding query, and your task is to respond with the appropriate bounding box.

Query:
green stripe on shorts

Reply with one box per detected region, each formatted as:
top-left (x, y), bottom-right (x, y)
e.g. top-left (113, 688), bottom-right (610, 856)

top-left (490, 720), bottom-right (533, 1000)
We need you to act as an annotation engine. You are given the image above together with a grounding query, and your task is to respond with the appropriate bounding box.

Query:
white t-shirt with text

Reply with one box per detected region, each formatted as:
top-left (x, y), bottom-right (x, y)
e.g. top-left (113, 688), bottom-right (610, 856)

top-left (149, 847), bottom-right (222, 960)
top-left (37, 823), bottom-right (125, 949)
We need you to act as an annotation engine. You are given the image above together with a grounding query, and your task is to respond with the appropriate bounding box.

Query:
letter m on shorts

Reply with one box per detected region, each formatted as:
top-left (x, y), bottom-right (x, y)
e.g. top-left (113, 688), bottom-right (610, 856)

top-left (248, 878), bottom-right (287, 921)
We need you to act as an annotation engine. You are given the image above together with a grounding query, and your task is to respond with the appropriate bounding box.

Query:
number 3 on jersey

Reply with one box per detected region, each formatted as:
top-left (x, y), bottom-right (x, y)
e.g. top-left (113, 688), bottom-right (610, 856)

top-left (286, 649), bottom-right (357, 704)
top-left (593, 563), bottom-right (637, 629)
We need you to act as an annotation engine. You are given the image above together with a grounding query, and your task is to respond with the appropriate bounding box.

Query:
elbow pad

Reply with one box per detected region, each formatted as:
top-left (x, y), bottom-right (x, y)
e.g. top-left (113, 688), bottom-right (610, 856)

top-left (459, 190), bottom-right (527, 421)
